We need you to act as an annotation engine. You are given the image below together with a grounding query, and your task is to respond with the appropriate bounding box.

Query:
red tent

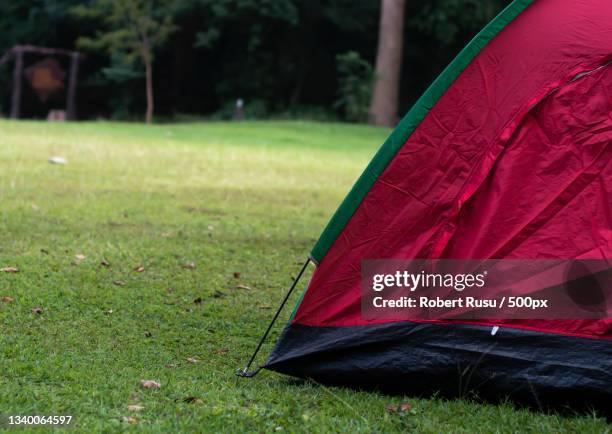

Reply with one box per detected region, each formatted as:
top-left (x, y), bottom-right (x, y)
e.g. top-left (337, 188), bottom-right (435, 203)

top-left (247, 0), bottom-right (611, 413)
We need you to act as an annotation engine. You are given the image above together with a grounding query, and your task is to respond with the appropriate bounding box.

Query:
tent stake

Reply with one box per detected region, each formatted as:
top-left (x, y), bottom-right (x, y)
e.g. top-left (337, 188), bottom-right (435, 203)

top-left (237, 257), bottom-right (311, 378)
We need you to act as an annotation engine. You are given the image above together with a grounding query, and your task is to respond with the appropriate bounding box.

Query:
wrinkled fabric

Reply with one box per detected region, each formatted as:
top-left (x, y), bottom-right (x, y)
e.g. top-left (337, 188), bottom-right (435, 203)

top-left (293, 0), bottom-right (612, 339)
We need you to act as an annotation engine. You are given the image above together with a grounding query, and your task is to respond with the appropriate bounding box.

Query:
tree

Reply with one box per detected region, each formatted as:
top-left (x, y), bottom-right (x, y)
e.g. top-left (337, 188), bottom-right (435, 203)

top-left (368, 0), bottom-right (405, 127)
top-left (0, 0), bottom-right (81, 53)
top-left (73, 0), bottom-right (176, 123)
top-left (335, 51), bottom-right (375, 123)
top-left (408, 0), bottom-right (505, 45)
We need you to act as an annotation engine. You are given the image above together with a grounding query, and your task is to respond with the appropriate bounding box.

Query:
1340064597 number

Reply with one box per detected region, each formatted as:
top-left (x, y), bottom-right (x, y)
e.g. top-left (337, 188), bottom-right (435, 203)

top-left (6, 415), bottom-right (73, 426)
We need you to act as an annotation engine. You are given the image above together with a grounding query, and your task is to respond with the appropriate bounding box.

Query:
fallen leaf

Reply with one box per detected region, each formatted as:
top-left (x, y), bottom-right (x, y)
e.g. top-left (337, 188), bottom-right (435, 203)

top-left (1, 296), bottom-right (15, 303)
top-left (183, 396), bottom-right (202, 404)
top-left (186, 357), bottom-right (199, 364)
top-left (386, 404), bottom-right (398, 413)
top-left (75, 254), bottom-right (86, 262)
top-left (214, 348), bottom-right (229, 356)
top-left (193, 297), bottom-right (202, 304)
top-left (235, 284), bottom-right (252, 291)
top-left (127, 405), bottom-right (144, 412)
top-left (134, 265), bottom-right (145, 273)
top-left (121, 416), bottom-right (138, 424)
top-left (100, 260), bottom-right (111, 267)
top-left (104, 309), bottom-right (113, 315)
top-left (1, 267), bottom-right (19, 273)
top-left (399, 403), bottom-right (412, 412)
top-left (165, 363), bottom-right (177, 369)
top-left (258, 305), bottom-right (272, 310)
top-left (31, 307), bottom-right (43, 314)
top-left (144, 331), bottom-right (152, 338)
top-left (182, 262), bottom-right (196, 270)
top-left (386, 403), bottom-right (412, 413)
top-left (233, 272), bottom-right (241, 279)
top-left (113, 280), bottom-right (126, 286)
top-left (140, 379), bottom-right (160, 389)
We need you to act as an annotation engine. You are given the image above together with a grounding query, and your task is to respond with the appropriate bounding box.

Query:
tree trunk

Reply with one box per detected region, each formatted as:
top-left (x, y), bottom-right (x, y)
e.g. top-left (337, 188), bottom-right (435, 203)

top-left (10, 49), bottom-right (24, 119)
top-left (66, 53), bottom-right (79, 120)
top-left (368, 0), bottom-right (405, 127)
top-left (142, 40), bottom-right (154, 124)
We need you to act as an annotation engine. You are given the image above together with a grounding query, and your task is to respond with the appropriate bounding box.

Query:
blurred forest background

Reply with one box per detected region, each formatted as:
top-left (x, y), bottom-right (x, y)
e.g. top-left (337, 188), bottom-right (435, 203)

top-left (0, 0), bottom-right (510, 124)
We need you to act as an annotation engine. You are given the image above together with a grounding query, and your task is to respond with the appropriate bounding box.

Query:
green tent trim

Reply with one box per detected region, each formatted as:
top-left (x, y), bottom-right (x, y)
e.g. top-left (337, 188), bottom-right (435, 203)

top-left (309, 0), bottom-right (535, 265)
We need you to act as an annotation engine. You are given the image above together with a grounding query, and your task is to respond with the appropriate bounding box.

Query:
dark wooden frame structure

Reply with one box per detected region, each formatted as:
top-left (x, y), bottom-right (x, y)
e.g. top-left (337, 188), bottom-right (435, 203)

top-left (0, 45), bottom-right (81, 120)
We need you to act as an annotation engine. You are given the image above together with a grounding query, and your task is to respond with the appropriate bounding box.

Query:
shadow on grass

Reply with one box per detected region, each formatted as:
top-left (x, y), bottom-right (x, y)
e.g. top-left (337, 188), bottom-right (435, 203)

top-left (266, 374), bottom-right (611, 423)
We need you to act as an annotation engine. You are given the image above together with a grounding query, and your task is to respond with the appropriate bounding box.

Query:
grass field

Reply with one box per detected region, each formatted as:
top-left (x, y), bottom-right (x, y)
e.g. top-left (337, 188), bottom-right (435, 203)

top-left (0, 120), bottom-right (609, 433)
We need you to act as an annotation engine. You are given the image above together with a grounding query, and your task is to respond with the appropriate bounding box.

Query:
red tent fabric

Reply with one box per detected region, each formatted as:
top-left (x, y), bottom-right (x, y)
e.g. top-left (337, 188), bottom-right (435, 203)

top-left (263, 0), bottom-right (611, 414)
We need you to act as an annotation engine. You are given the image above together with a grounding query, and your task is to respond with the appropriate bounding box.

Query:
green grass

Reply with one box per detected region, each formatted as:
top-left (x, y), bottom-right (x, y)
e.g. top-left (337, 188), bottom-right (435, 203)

top-left (0, 120), bottom-right (609, 433)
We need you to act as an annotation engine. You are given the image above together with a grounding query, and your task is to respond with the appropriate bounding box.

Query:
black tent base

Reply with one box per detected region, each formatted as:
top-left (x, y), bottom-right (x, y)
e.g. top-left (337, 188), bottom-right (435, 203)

top-left (265, 322), bottom-right (612, 419)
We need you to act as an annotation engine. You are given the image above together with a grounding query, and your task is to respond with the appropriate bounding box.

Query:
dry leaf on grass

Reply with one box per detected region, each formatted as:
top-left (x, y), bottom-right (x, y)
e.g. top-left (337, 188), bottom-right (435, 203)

top-left (235, 284), bottom-right (252, 291)
top-left (100, 260), bottom-right (111, 267)
top-left (144, 331), bottom-right (152, 338)
top-left (140, 379), bottom-right (161, 389)
top-left (165, 363), bottom-right (177, 369)
top-left (1, 267), bottom-right (19, 273)
top-left (134, 265), bottom-right (145, 273)
top-left (74, 254), bottom-right (86, 262)
top-left (186, 357), bottom-right (199, 364)
top-left (386, 404), bottom-right (398, 413)
top-left (1, 296), bottom-right (15, 303)
top-left (386, 403), bottom-right (412, 413)
top-left (127, 405), bottom-right (144, 412)
top-left (121, 416), bottom-right (138, 424)
top-left (214, 348), bottom-right (229, 356)
top-left (182, 262), bottom-right (196, 270)
top-left (104, 309), bottom-right (113, 315)
top-left (113, 280), bottom-right (126, 286)
top-left (183, 396), bottom-right (202, 404)
top-left (31, 307), bottom-right (43, 314)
